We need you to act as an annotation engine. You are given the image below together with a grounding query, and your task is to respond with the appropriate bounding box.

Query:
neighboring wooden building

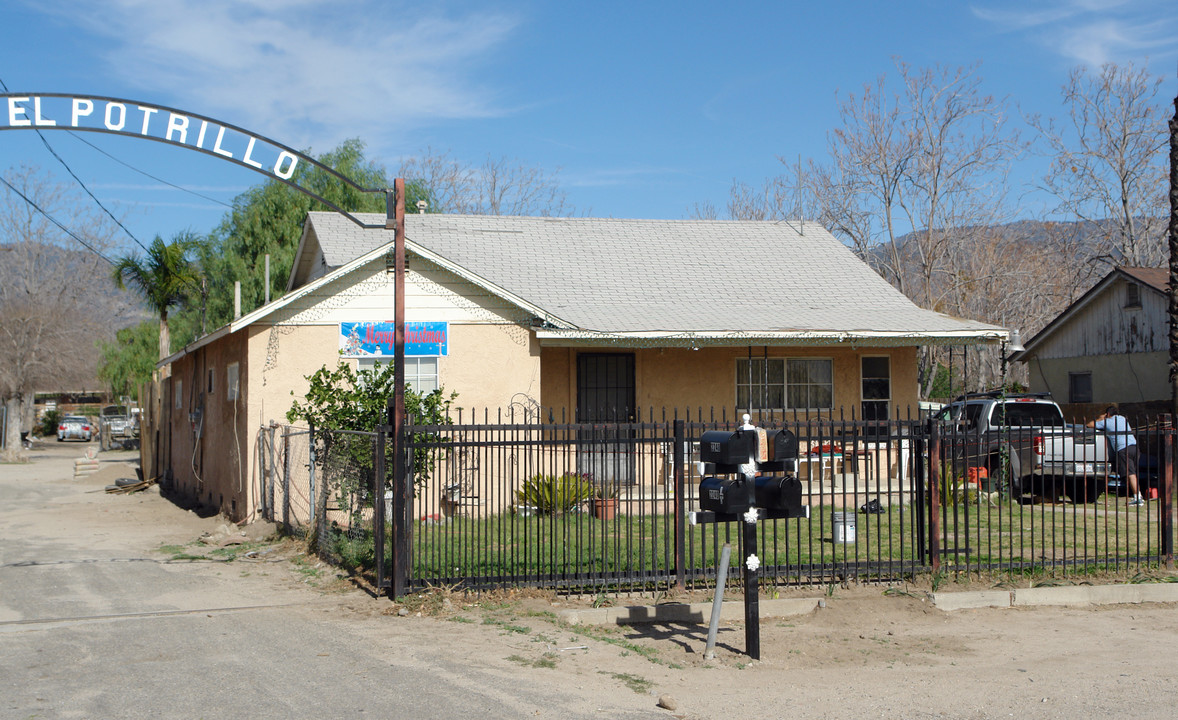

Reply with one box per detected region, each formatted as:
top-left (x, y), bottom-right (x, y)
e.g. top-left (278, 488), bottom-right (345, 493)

top-left (1011, 266), bottom-right (1168, 418)
top-left (144, 213), bottom-right (1006, 521)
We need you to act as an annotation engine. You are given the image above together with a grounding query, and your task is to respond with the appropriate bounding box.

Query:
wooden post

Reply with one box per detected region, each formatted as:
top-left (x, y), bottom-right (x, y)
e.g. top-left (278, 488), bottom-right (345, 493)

top-left (390, 179), bottom-right (409, 599)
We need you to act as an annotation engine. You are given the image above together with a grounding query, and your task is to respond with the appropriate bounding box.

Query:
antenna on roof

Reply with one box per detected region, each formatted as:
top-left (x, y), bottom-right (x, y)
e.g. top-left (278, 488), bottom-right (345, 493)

top-left (778, 154), bottom-right (805, 236)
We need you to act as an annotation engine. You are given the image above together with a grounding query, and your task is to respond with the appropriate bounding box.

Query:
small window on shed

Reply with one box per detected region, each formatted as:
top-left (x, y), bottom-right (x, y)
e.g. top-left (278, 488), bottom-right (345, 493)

top-left (175, 379), bottom-right (183, 409)
top-left (1069, 372), bottom-right (1093, 404)
top-left (1125, 282), bottom-right (1141, 308)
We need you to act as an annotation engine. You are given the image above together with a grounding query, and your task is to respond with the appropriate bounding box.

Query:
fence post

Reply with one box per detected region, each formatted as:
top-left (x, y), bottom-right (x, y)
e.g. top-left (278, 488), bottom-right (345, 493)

top-left (389, 402), bottom-right (410, 598)
top-left (673, 418), bottom-right (686, 590)
top-left (308, 420), bottom-right (317, 532)
top-left (374, 424), bottom-right (388, 589)
top-left (1163, 415), bottom-right (1174, 569)
top-left (911, 421), bottom-right (926, 568)
top-left (282, 429), bottom-right (290, 530)
top-left (928, 419), bottom-right (941, 573)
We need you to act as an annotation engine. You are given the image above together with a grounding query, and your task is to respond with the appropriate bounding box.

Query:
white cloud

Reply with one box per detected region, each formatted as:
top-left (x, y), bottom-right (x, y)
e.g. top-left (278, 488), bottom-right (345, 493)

top-left (32, 0), bottom-right (520, 155)
top-left (971, 0), bottom-right (1177, 67)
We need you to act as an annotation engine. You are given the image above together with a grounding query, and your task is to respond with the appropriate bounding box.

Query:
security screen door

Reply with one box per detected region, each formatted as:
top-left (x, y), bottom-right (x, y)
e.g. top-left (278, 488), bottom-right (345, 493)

top-left (576, 353), bottom-right (636, 487)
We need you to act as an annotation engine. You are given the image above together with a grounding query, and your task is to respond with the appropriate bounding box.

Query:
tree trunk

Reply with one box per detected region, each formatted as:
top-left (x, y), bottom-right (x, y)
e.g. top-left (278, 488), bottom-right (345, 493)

top-left (158, 312), bottom-right (170, 362)
top-left (2, 394), bottom-right (25, 461)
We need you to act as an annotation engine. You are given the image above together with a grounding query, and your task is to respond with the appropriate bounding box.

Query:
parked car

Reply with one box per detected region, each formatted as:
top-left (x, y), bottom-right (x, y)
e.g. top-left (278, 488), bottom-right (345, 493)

top-left (932, 391), bottom-right (1109, 501)
top-left (57, 415), bottom-right (94, 442)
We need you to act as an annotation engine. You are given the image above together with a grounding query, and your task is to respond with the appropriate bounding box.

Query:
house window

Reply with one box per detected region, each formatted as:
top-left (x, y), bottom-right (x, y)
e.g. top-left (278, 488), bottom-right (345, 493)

top-left (736, 358), bottom-right (833, 411)
top-left (1069, 372), bottom-right (1093, 404)
top-left (1125, 283), bottom-right (1141, 308)
top-left (736, 358), bottom-right (783, 410)
top-left (861, 356), bottom-right (891, 422)
top-left (207, 368), bottom-right (214, 394)
top-left (175, 379), bottom-right (183, 409)
top-left (227, 363), bottom-right (240, 401)
top-left (358, 357), bottom-right (439, 394)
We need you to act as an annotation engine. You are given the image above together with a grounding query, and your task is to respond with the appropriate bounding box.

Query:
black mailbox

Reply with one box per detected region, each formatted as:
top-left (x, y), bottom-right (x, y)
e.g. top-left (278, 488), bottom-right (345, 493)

top-left (699, 429), bottom-right (757, 472)
top-left (753, 475), bottom-right (804, 512)
top-left (699, 476), bottom-right (753, 515)
top-left (700, 475), bottom-right (805, 517)
top-left (757, 429), bottom-right (798, 472)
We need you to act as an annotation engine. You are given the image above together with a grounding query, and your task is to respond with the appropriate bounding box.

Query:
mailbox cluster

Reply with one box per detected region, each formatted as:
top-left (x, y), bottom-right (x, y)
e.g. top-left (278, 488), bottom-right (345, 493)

top-left (695, 426), bottom-right (809, 523)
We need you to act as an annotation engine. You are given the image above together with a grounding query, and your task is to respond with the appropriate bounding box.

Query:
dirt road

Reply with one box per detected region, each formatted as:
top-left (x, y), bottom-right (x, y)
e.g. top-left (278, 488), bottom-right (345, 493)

top-left (3, 441), bottom-right (1177, 719)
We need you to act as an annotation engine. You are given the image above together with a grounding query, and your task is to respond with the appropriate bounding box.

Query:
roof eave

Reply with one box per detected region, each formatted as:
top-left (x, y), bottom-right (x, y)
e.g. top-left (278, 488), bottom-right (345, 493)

top-left (534, 328), bottom-right (1006, 348)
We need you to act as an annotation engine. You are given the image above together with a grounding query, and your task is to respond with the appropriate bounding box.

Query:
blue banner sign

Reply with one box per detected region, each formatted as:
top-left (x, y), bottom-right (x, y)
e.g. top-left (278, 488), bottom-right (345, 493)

top-left (340, 322), bottom-right (448, 358)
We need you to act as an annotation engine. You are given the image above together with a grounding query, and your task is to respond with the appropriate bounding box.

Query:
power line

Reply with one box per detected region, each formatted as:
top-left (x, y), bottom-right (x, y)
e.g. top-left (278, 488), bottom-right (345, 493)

top-left (0, 75), bottom-right (149, 253)
top-left (67, 131), bottom-right (234, 209)
top-left (0, 174), bottom-right (117, 266)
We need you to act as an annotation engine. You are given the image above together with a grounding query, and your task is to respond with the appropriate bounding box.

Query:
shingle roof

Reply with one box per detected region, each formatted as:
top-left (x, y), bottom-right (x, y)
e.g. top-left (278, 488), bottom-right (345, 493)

top-left (1120, 266), bottom-right (1168, 293)
top-left (296, 212), bottom-right (1003, 342)
top-left (1013, 266), bottom-right (1168, 360)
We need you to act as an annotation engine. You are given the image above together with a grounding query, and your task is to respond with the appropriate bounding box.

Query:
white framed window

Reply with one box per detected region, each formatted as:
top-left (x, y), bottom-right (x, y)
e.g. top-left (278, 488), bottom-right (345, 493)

top-left (861, 356), bottom-right (891, 443)
top-left (860, 356), bottom-right (891, 421)
top-left (226, 363), bottom-right (240, 401)
top-left (175, 379), bottom-right (183, 409)
top-left (736, 357), bottom-right (833, 411)
top-left (1125, 282), bottom-right (1141, 308)
top-left (358, 357), bottom-right (439, 394)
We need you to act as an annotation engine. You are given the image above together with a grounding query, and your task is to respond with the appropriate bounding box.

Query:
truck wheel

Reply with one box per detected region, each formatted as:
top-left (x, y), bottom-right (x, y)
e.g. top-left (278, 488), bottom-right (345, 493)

top-left (987, 449), bottom-right (1021, 499)
top-left (1063, 476), bottom-right (1096, 503)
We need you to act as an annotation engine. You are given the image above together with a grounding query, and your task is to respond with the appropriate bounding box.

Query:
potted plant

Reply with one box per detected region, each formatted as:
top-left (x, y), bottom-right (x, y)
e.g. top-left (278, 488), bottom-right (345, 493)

top-left (589, 483), bottom-right (619, 520)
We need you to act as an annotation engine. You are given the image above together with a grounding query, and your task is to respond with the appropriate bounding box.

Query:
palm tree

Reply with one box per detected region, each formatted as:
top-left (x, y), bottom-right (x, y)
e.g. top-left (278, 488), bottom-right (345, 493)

top-left (111, 234), bottom-right (200, 361)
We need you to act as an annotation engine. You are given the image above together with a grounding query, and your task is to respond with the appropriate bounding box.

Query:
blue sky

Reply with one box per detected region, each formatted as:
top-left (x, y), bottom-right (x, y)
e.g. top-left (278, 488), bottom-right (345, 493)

top-left (1, 0), bottom-right (1175, 257)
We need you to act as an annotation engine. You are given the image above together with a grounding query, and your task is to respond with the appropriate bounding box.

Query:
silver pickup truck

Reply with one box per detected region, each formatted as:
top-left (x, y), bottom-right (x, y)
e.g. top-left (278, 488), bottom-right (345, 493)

top-left (99, 405), bottom-right (138, 450)
top-left (932, 392), bottom-right (1110, 502)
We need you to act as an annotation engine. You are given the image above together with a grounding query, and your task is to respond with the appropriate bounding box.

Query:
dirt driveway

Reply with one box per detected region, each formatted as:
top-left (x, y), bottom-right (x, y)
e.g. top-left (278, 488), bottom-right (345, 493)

top-left (3, 441), bottom-right (1178, 719)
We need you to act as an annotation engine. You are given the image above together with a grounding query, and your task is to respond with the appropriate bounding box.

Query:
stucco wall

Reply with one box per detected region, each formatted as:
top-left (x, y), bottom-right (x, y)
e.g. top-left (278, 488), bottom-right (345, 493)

top-left (540, 345), bottom-right (921, 418)
top-left (1025, 351), bottom-right (1168, 404)
top-left (167, 329), bottom-right (250, 520)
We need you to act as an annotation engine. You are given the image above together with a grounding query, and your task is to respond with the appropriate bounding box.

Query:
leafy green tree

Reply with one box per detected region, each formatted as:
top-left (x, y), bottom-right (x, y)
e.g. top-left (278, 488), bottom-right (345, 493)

top-left (96, 320), bottom-right (158, 401)
top-left (110, 234), bottom-right (200, 360)
top-left (171, 139), bottom-right (431, 347)
top-left (286, 360), bottom-right (455, 494)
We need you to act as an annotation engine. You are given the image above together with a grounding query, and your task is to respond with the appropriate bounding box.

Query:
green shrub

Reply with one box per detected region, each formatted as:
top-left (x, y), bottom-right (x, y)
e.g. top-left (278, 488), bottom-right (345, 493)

top-left (38, 410), bottom-right (62, 437)
top-left (516, 473), bottom-right (594, 515)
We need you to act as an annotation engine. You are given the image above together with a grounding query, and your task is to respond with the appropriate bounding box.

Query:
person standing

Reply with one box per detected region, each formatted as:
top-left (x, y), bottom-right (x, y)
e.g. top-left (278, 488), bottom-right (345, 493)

top-left (1088, 404), bottom-right (1144, 506)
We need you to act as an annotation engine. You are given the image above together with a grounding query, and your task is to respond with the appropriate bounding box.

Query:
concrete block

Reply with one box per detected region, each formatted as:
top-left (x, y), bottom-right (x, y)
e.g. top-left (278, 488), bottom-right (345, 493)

top-left (932, 590), bottom-right (1011, 611)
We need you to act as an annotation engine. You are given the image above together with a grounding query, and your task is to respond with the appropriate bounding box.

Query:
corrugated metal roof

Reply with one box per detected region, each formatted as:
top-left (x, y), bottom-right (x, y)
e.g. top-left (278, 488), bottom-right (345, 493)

top-left (299, 212), bottom-right (1003, 340)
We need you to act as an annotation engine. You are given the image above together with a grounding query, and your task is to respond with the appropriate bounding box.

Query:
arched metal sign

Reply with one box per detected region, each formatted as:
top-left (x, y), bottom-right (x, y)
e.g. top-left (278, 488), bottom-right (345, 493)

top-left (1, 93), bottom-right (392, 228)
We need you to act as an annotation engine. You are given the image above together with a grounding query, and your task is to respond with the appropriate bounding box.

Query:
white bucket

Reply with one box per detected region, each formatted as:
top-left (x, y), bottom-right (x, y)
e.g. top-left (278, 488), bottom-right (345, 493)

top-left (832, 511), bottom-right (856, 543)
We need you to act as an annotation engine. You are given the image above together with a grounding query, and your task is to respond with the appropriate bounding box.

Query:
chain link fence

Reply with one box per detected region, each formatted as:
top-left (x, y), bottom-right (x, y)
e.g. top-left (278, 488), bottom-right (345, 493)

top-left (258, 424), bottom-right (384, 573)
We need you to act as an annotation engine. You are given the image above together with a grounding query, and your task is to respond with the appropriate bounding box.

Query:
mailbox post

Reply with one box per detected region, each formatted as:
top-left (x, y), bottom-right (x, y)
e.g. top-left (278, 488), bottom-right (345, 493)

top-left (692, 414), bottom-right (807, 660)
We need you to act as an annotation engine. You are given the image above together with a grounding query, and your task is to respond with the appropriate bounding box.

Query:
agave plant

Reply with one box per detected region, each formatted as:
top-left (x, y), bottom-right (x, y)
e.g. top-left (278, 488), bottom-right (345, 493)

top-left (516, 472), bottom-right (594, 515)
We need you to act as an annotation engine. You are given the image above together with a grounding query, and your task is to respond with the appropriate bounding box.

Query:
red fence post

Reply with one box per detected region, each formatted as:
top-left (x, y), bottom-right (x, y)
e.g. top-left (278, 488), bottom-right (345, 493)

top-left (928, 420), bottom-right (942, 573)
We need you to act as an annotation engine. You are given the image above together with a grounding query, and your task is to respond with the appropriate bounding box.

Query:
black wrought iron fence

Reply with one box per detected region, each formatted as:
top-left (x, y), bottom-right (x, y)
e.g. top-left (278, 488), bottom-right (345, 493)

top-left (266, 410), bottom-right (1175, 596)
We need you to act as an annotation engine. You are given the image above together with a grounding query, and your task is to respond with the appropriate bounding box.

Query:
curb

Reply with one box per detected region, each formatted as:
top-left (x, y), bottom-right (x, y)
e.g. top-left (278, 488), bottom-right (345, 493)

top-left (932, 583), bottom-right (1178, 611)
top-left (557, 584), bottom-right (1178, 626)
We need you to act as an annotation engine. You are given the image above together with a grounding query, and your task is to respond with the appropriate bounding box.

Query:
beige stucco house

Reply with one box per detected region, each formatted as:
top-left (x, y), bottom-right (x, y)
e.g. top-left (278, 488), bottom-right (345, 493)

top-left (1011, 266), bottom-right (1169, 419)
top-left (145, 213), bottom-right (1005, 521)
